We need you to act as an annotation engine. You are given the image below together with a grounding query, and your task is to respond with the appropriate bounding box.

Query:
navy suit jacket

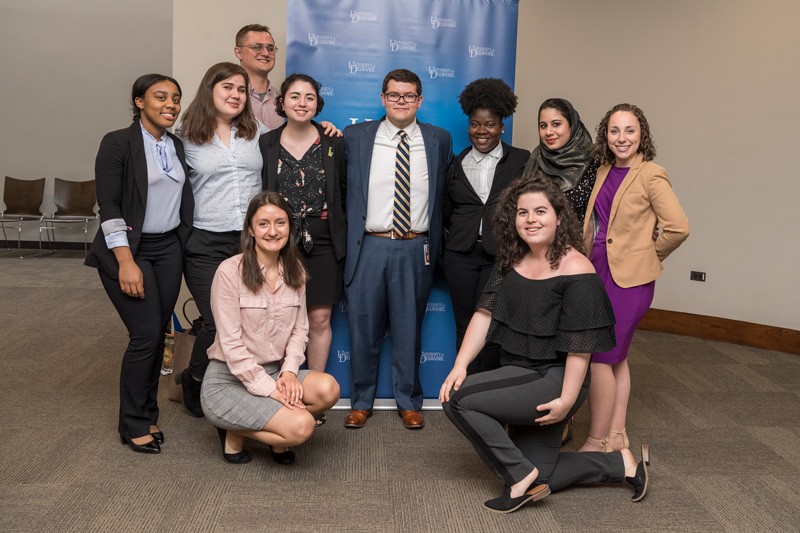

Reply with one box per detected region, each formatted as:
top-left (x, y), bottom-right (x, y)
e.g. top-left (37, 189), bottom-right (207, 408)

top-left (343, 118), bottom-right (453, 285)
top-left (85, 120), bottom-right (194, 279)
top-left (443, 142), bottom-right (530, 256)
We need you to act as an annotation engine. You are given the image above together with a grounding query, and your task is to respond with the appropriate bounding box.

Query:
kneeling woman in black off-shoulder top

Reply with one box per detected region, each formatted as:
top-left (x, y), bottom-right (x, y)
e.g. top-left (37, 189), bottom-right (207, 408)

top-left (439, 175), bottom-right (649, 513)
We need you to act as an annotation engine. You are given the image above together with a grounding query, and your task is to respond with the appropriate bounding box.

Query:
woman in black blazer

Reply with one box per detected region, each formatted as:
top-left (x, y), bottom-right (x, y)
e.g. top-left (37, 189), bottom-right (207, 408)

top-left (443, 78), bottom-right (529, 374)
top-left (259, 73), bottom-right (346, 376)
top-left (85, 74), bottom-right (194, 454)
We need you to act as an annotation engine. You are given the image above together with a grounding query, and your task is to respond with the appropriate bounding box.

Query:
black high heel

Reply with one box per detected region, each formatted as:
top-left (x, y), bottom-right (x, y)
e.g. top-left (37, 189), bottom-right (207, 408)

top-left (120, 434), bottom-right (160, 454)
top-left (150, 430), bottom-right (165, 445)
top-left (216, 427), bottom-right (251, 464)
top-left (626, 444), bottom-right (650, 502)
top-left (271, 447), bottom-right (296, 465)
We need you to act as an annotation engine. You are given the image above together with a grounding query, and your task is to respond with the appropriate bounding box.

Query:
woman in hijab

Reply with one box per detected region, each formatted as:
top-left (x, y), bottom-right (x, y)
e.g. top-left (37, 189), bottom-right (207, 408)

top-left (524, 98), bottom-right (597, 224)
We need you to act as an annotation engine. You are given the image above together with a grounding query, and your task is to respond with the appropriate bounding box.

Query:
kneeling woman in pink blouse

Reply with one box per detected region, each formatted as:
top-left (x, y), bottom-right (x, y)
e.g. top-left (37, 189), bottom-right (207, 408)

top-left (200, 191), bottom-right (340, 464)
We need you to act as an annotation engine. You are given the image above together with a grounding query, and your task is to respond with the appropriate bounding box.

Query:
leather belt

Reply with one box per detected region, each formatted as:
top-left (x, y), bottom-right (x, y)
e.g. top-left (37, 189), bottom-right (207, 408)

top-left (365, 230), bottom-right (428, 240)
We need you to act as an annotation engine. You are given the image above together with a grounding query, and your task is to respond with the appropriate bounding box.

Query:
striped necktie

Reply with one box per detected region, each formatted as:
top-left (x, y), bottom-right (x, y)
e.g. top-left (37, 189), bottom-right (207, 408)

top-left (393, 130), bottom-right (411, 235)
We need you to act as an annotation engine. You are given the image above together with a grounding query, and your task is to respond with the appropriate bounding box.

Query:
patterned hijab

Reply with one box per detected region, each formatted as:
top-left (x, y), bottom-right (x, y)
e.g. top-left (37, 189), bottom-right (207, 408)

top-left (524, 98), bottom-right (593, 191)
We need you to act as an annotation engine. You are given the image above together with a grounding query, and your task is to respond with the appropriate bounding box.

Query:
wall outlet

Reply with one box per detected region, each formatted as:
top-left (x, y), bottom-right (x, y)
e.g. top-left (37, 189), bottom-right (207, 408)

top-left (690, 271), bottom-right (706, 282)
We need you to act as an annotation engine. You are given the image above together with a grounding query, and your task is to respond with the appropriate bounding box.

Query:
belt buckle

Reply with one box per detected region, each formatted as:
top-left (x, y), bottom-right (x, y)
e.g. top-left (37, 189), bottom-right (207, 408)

top-left (390, 229), bottom-right (399, 240)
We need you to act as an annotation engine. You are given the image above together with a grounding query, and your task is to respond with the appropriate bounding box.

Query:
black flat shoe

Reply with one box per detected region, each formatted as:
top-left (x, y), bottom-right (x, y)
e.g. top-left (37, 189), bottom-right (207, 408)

top-left (180, 368), bottom-right (205, 418)
top-left (271, 447), bottom-right (296, 465)
top-left (626, 444), bottom-right (650, 502)
top-left (151, 431), bottom-right (165, 445)
top-left (120, 434), bottom-right (160, 454)
top-left (483, 483), bottom-right (550, 513)
top-left (216, 427), bottom-right (251, 464)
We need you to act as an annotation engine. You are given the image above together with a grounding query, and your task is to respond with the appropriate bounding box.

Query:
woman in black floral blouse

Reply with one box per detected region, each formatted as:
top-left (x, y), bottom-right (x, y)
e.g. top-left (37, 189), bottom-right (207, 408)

top-left (259, 73), bottom-right (346, 379)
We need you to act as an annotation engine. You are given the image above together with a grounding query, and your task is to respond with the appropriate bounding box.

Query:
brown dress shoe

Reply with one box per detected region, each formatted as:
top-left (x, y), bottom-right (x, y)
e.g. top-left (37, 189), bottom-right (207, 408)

top-left (399, 410), bottom-right (425, 429)
top-left (344, 409), bottom-right (372, 428)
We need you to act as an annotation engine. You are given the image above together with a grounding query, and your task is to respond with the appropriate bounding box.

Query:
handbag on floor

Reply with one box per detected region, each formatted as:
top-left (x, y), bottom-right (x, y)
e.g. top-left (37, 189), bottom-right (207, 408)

top-left (168, 298), bottom-right (204, 402)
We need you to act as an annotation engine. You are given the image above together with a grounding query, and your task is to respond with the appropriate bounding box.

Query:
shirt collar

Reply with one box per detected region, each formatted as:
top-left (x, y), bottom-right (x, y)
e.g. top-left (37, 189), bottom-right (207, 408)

top-left (140, 122), bottom-right (167, 143)
top-left (384, 119), bottom-right (418, 141)
top-left (468, 142), bottom-right (503, 163)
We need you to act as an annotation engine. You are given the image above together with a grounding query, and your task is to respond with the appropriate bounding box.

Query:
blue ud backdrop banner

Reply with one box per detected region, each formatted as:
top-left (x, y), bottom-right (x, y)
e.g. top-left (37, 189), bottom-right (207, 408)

top-left (287, 0), bottom-right (519, 403)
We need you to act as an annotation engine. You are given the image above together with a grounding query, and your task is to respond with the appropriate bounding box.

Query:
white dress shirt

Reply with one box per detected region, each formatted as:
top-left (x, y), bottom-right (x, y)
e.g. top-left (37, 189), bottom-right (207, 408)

top-left (461, 143), bottom-right (502, 235)
top-left (365, 119), bottom-right (429, 232)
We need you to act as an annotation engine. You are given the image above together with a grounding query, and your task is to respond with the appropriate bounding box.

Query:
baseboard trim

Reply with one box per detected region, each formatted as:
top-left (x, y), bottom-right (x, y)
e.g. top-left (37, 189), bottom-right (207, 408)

top-left (2, 240), bottom-right (87, 251)
top-left (639, 308), bottom-right (800, 356)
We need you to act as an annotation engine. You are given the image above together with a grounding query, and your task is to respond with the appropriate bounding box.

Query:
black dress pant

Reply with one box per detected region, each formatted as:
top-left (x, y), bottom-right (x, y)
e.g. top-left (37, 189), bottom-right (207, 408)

top-left (443, 364), bottom-right (625, 492)
top-left (99, 231), bottom-right (183, 438)
top-left (183, 228), bottom-right (240, 380)
top-left (443, 243), bottom-right (500, 374)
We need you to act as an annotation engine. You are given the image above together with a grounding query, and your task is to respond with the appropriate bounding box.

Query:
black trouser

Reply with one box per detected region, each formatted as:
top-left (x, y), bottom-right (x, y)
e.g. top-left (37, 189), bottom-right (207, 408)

top-left (442, 364), bottom-right (625, 492)
top-left (183, 228), bottom-right (240, 380)
top-left (99, 231), bottom-right (182, 438)
top-left (443, 243), bottom-right (501, 374)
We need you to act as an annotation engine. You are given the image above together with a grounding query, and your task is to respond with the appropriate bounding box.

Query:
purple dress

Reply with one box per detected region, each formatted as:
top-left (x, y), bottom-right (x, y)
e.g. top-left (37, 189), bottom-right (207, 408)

top-left (589, 166), bottom-right (655, 364)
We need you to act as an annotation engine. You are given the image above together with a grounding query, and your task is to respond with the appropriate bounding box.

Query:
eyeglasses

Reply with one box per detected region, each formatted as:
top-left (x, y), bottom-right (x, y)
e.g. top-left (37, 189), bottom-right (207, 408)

top-left (383, 92), bottom-right (420, 103)
top-left (241, 44), bottom-right (279, 54)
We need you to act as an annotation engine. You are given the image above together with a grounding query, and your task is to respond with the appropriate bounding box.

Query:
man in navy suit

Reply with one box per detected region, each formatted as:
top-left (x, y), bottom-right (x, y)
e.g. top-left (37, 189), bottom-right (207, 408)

top-left (343, 69), bottom-right (452, 429)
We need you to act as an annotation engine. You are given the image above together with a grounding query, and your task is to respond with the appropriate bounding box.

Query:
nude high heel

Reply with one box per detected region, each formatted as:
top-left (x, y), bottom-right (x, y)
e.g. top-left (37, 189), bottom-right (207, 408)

top-left (608, 428), bottom-right (630, 450)
top-left (584, 435), bottom-right (610, 452)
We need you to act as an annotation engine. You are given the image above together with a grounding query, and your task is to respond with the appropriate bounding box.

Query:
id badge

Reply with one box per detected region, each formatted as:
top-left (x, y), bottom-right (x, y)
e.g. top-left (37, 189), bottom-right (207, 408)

top-left (423, 241), bottom-right (430, 266)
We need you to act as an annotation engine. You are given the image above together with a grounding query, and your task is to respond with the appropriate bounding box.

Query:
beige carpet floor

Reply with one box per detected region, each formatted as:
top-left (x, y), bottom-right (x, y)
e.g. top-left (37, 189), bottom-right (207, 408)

top-left (1, 252), bottom-right (799, 532)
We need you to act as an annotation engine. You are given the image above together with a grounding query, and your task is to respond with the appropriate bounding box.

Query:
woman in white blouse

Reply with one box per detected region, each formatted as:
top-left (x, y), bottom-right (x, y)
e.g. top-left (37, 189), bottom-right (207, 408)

top-left (200, 191), bottom-right (339, 464)
top-left (177, 62), bottom-right (268, 416)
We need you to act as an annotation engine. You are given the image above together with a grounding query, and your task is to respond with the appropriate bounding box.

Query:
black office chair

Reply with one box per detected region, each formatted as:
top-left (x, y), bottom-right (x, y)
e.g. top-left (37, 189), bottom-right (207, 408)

top-left (0, 176), bottom-right (46, 258)
top-left (39, 178), bottom-right (98, 256)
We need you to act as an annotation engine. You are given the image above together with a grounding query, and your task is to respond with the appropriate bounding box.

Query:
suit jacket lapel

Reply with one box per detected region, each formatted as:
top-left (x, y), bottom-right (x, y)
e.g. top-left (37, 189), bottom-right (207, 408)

top-left (264, 125), bottom-right (286, 190)
top-left (129, 122), bottom-right (148, 207)
top-left (486, 143), bottom-right (511, 199)
top-left (318, 125), bottom-right (336, 205)
top-left (608, 152), bottom-right (644, 226)
top-left (420, 122), bottom-right (439, 219)
top-left (359, 120), bottom-right (381, 203)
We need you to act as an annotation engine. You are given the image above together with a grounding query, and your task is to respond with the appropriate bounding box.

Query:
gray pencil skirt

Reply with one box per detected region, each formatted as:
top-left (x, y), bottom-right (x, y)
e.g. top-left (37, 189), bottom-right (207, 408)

top-left (200, 359), bottom-right (310, 431)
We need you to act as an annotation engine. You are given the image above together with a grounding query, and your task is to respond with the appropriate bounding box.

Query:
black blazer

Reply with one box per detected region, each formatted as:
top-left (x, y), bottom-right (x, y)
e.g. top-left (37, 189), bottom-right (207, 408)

top-left (443, 142), bottom-right (529, 256)
top-left (259, 121), bottom-right (347, 260)
top-left (85, 120), bottom-right (194, 278)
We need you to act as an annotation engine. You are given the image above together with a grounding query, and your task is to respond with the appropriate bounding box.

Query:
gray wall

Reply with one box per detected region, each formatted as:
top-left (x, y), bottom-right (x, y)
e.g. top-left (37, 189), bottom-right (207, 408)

top-left (0, 0), bottom-right (173, 235)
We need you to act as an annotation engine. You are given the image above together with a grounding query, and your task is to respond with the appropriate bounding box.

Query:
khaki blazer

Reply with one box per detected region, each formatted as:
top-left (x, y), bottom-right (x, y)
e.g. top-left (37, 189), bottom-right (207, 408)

top-left (582, 152), bottom-right (689, 288)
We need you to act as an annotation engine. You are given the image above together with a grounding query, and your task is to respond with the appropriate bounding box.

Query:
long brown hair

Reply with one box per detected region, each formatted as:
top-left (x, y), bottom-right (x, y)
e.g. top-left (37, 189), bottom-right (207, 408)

top-left (593, 103), bottom-right (656, 165)
top-left (240, 191), bottom-right (306, 293)
top-left (180, 62), bottom-right (258, 144)
top-left (493, 173), bottom-right (584, 272)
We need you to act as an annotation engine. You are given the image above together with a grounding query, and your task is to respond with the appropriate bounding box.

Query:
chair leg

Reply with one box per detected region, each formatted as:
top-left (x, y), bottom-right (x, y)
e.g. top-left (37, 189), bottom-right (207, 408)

top-left (0, 221), bottom-right (12, 253)
top-left (83, 220), bottom-right (89, 257)
top-left (36, 222), bottom-right (55, 258)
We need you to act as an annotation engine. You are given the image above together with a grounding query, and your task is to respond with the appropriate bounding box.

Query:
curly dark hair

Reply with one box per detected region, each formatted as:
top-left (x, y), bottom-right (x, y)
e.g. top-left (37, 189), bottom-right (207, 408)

top-left (240, 191), bottom-right (306, 293)
top-left (493, 172), bottom-right (584, 272)
top-left (275, 73), bottom-right (325, 119)
top-left (458, 78), bottom-right (518, 119)
top-left (593, 103), bottom-right (656, 165)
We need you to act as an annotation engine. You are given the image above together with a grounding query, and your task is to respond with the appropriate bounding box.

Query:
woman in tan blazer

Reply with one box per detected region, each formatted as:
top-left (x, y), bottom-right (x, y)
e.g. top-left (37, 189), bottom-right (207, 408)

top-left (579, 104), bottom-right (689, 453)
